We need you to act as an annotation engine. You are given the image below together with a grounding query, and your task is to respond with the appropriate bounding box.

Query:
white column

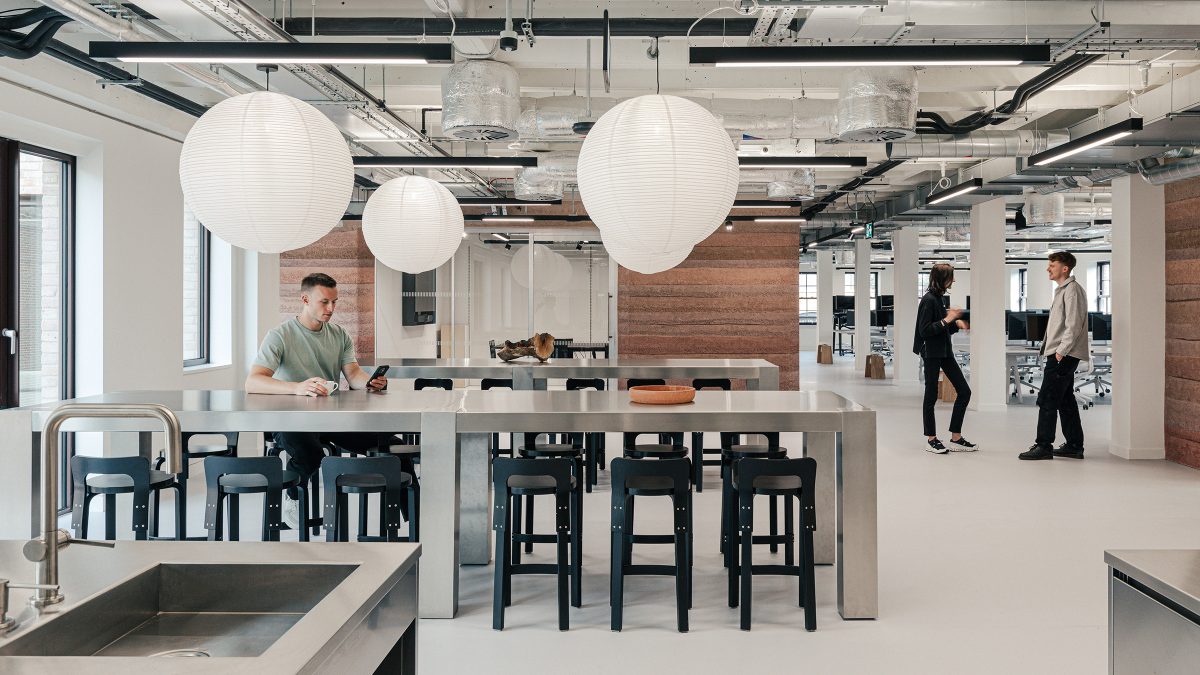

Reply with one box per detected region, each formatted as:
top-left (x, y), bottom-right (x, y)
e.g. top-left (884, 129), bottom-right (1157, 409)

top-left (854, 239), bottom-right (871, 371)
top-left (969, 197), bottom-right (1008, 410)
top-left (1111, 175), bottom-right (1166, 459)
top-left (892, 227), bottom-right (920, 382)
top-left (1026, 261), bottom-right (1053, 310)
top-left (816, 250), bottom-right (834, 349)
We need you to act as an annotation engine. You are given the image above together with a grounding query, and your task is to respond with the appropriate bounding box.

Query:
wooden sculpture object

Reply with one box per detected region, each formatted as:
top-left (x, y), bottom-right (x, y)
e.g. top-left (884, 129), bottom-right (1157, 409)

top-left (496, 333), bottom-right (556, 362)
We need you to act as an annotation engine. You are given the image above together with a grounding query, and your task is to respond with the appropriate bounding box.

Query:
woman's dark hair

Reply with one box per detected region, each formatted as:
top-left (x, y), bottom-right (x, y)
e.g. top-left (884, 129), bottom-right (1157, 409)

top-left (927, 263), bottom-right (955, 296)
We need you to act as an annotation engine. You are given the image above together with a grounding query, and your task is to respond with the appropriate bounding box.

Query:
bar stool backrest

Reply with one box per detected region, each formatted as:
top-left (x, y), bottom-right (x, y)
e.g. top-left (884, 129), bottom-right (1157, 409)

top-left (522, 432), bottom-right (582, 450)
top-left (692, 378), bottom-right (732, 391)
top-left (71, 455), bottom-right (151, 490)
top-left (415, 378), bottom-right (453, 391)
top-left (623, 431), bottom-right (684, 449)
top-left (720, 431), bottom-right (781, 449)
top-left (481, 378), bottom-right (514, 390)
top-left (734, 457), bottom-right (817, 531)
top-left (627, 378), bottom-right (666, 390)
top-left (610, 457), bottom-right (690, 495)
top-left (493, 457), bottom-right (574, 494)
top-left (566, 378), bottom-right (605, 391)
top-left (203, 456), bottom-right (285, 532)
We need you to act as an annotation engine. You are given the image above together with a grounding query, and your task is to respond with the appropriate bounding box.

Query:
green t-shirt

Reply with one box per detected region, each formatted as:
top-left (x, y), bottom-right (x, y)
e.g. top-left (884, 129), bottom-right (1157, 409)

top-left (252, 318), bottom-right (356, 383)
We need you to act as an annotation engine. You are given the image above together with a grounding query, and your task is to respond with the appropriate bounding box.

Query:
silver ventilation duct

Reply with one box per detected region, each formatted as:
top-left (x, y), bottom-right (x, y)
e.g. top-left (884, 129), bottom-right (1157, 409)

top-left (707, 98), bottom-right (836, 141)
top-left (767, 169), bottom-right (816, 201)
top-left (514, 166), bottom-right (563, 200)
top-left (540, 152), bottom-right (578, 181)
top-left (887, 130), bottom-right (1068, 159)
top-left (1141, 156), bottom-right (1200, 185)
top-left (835, 67), bottom-right (918, 143)
top-left (1027, 192), bottom-right (1065, 226)
top-left (518, 96), bottom-right (591, 138)
top-left (1035, 166), bottom-right (1134, 194)
top-left (442, 60), bottom-right (521, 141)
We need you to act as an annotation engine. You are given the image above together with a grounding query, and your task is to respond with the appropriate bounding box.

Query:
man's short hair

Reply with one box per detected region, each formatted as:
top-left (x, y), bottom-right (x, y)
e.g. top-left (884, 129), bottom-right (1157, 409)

top-left (300, 273), bottom-right (337, 294)
top-left (1047, 251), bottom-right (1077, 271)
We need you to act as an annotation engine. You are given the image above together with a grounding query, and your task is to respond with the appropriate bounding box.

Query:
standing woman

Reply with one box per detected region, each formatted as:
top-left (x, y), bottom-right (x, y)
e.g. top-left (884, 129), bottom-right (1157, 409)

top-left (913, 263), bottom-right (978, 454)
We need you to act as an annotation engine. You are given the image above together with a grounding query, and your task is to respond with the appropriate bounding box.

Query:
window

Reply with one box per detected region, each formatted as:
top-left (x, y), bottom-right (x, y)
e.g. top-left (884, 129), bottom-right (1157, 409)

top-left (1018, 269), bottom-right (1028, 312)
top-left (1097, 261), bottom-right (1110, 313)
top-left (845, 272), bottom-right (880, 310)
top-left (799, 272), bottom-right (817, 324)
top-left (183, 210), bottom-right (210, 366)
top-left (918, 272), bottom-right (929, 297)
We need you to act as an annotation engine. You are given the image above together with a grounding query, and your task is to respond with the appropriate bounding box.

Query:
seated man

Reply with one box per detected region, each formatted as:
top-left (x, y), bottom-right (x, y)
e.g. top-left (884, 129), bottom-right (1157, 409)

top-left (246, 272), bottom-right (388, 528)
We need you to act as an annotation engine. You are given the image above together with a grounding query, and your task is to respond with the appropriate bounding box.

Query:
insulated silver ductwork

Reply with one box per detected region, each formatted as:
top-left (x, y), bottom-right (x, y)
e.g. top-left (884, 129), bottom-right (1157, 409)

top-left (767, 169), bottom-right (816, 200)
top-left (442, 59), bottom-right (521, 141)
top-left (1027, 192), bottom-right (1065, 226)
top-left (1034, 166), bottom-right (1135, 194)
top-left (1141, 156), bottom-right (1200, 185)
top-left (886, 130), bottom-right (1069, 159)
top-left (835, 67), bottom-right (918, 143)
top-left (514, 166), bottom-right (563, 200)
top-left (518, 96), bottom-right (590, 138)
top-left (539, 152), bottom-right (578, 181)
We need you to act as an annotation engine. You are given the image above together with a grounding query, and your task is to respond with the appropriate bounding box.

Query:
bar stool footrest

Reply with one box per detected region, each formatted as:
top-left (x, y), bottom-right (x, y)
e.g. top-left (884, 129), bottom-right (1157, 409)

top-left (512, 533), bottom-right (559, 545)
top-left (511, 563), bottom-right (572, 575)
top-left (629, 534), bottom-right (678, 545)
top-left (622, 564), bottom-right (680, 576)
top-left (750, 564), bottom-right (802, 576)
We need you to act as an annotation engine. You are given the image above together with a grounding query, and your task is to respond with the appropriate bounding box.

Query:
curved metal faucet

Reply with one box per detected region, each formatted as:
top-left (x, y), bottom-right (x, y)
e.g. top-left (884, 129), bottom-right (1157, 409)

top-left (25, 403), bottom-right (182, 608)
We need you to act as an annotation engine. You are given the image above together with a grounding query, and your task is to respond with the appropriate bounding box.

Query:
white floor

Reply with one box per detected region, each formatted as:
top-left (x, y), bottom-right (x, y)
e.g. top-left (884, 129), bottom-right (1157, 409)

top-left (412, 353), bottom-right (1200, 674)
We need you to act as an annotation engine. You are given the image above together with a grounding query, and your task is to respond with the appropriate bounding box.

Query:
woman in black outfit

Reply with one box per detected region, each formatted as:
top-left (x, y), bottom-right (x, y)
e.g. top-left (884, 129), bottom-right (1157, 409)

top-left (913, 263), bottom-right (978, 454)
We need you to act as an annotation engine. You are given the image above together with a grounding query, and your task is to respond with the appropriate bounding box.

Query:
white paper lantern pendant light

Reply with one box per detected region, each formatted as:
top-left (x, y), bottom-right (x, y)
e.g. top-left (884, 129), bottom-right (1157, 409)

top-left (179, 90), bottom-right (355, 254)
top-left (577, 94), bottom-right (739, 272)
top-left (362, 176), bottom-right (465, 273)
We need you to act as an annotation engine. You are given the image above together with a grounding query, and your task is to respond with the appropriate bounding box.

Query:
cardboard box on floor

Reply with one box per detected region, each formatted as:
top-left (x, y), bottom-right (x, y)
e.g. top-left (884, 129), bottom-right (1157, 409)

top-left (939, 376), bottom-right (957, 402)
top-left (817, 344), bottom-right (833, 364)
top-left (865, 354), bottom-right (886, 379)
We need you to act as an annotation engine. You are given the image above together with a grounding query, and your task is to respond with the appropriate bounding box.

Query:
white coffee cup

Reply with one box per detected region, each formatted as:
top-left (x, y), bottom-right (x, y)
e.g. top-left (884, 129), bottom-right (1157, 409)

top-left (323, 380), bottom-right (340, 394)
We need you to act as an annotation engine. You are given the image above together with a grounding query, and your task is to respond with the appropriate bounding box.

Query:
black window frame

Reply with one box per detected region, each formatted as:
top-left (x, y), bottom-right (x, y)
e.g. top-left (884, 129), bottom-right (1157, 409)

top-left (183, 218), bottom-right (211, 368)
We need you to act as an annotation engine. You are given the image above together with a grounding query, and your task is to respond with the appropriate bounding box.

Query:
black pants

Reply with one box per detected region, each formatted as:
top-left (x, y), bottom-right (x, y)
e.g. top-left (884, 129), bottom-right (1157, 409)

top-left (1036, 356), bottom-right (1084, 448)
top-left (273, 431), bottom-right (381, 496)
top-left (922, 356), bottom-right (972, 437)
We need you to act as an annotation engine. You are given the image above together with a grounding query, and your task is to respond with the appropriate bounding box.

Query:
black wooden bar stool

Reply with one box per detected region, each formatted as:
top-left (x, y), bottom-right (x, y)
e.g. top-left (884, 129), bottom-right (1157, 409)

top-left (70, 456), bottom-right (180, 541)
top-left (265, 435), bottom-right (327, 537)
top-left (566, 377), bottom-right (606, 486)
top-left (609, 457), bottom-right (692, 633)
top-left (690, 378), bottom-right (732, 491)
top-left (727, 457), bottom-right (818, 631)
top-left (492, 457), bottom-right (580, 631)
top-left (512, 433), bottom-right (585, 586)
top-left (627, 377), bottom-right (666, 389)
top-left (623, 431), bottom-right (688, 459)
top-left (320, 455), bottom-right (418, 542)
top-left (153, 431), bottom-right (237, 539)
top-left (720, 432), bottom-right (788, 558)
top-left (482, 378), bottom-right (515, 460)
top-left (203, 456), bottom-right (308, 542)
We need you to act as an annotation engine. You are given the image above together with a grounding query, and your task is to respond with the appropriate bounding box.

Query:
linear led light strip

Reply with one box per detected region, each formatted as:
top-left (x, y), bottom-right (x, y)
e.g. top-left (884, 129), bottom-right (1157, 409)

top-left (726, 60), bottom-right (1025, 68)
top-left (927, 178), bottom-right (983, 205)
top-left (691, 45), bottom-right (1052, 68)
top-left (113, 56), bottom-right (432, 64)
top-left (481, 217), bottom-right (535, 223)
top-left (88, 41), bottom-right (453, 65)
top-left (754, 218), bottom-right (808, 223)
top-left (1030, 119), bottom-right (1144, 166)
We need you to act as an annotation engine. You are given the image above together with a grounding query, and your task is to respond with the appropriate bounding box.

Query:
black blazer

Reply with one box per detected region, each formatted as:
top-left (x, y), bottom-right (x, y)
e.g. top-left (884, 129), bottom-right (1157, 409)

top-left (912, 291), bottom-right (959, 358)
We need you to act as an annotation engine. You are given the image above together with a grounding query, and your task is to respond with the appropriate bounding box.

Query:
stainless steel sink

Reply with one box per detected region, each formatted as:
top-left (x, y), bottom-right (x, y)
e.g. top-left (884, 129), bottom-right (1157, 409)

top-left (0, 563), bottom-right (356, 658)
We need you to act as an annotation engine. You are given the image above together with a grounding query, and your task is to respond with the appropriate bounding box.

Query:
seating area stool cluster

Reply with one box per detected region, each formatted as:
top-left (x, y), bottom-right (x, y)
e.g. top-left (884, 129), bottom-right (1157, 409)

top-left (66, 376), bottom-right (819, 634)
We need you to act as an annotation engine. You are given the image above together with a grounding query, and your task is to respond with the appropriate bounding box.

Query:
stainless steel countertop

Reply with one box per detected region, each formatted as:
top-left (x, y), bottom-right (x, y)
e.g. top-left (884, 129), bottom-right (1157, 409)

top-left (375, 357), bottom-right (778, 379)
top-left (1105, 550), bottom-right (1200, 616)
top-left (454, 390), bottom-right (866, 433)
top-left (0, 540), bottom-right (419, 673)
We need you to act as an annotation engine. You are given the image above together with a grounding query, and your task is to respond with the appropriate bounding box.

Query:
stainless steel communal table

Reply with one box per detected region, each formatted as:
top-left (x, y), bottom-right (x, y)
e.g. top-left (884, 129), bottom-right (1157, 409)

top-left (441, 389), bottom-right (878, 620)
top-left (377, 357), bottom-right (782, 390)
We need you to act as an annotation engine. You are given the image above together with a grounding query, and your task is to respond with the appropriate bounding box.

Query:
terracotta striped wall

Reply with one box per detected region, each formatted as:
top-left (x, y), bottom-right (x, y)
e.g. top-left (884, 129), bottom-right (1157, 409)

top-left (279, 221), bottom-right (376, 364)
top-left (617, 222), bottom-right (800, 390)
top-left (1165, 178), bottom-right (1200, 468)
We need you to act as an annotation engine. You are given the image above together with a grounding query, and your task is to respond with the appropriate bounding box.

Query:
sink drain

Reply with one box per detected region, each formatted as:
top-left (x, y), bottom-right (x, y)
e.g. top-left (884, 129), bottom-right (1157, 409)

top-left (149, 649), bottom-right (211, 658)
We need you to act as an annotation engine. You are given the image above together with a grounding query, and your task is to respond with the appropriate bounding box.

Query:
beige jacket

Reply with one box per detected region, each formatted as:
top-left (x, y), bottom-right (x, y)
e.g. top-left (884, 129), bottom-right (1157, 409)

top-left (1040, 276), bottom-right (1090, 360)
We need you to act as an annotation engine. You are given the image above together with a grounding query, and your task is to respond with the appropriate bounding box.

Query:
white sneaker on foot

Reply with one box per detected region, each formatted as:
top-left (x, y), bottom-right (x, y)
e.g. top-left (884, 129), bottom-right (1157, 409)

top-left (281, 493), bottom-right (300, 531)
top-left (949, 437), bottom-right (979, 452)
top-left (925, 439), bottom-right (949, 454)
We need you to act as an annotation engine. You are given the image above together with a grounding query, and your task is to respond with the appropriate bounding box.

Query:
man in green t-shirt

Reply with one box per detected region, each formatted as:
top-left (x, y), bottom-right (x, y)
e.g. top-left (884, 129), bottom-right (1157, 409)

top-left (247, 272), bottom-right (388, 528)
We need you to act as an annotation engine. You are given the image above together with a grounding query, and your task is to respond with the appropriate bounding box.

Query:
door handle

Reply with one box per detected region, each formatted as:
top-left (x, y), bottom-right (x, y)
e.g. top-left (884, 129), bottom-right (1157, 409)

top-left (1, 328), bottom-right (15, 355)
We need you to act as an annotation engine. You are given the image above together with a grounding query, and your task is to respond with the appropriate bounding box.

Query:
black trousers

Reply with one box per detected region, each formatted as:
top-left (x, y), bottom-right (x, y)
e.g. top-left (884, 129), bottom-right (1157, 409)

top-left (1036, 356), bottom-right (1084, 448)
top-left (273, 431), bottom-right (381, 496)
top-left (922, 356), bottom-right (972, 437)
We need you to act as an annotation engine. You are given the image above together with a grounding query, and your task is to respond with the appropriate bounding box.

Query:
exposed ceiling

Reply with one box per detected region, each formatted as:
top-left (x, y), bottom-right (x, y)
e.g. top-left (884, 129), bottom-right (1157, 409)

top-left (12, 0), bottom-right (1200, 258)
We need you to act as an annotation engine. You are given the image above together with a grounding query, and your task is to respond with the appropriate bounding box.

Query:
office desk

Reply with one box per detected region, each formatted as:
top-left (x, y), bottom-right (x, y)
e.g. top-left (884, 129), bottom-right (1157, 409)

top-left (376, 357), bottom-right (781, 390)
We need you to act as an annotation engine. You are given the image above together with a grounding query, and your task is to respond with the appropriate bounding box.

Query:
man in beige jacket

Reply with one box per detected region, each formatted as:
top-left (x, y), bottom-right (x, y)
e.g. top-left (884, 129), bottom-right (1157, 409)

top-left (1020, 251), bottom-right (1090, 460)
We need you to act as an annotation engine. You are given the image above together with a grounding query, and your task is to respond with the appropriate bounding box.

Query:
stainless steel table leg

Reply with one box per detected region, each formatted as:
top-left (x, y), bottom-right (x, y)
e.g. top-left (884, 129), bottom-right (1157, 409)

top-left (756, 367), bottom-right (780, 391)
top-left (838, 411), bottom-right (878, 619)
top-left (139, 431), bottom-right (153, 459)
top-left (803, 431), bottom-right (836, 566)
top-left (417, 411), bottom-right (461, 618)
top-left (513, 367), bottom-right (534, 391)
top-left (459, 432), bottom-right (492, 565)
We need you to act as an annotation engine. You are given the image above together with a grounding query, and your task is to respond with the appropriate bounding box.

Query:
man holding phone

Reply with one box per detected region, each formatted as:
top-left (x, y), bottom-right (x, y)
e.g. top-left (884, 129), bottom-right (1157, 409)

top-left (246, 272), bottom-right (389, 528)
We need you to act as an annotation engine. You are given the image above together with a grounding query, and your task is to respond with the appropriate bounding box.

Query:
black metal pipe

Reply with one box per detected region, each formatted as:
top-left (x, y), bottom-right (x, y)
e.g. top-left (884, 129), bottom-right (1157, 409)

top-left (278, 16), bottom-right (759, 38)
top-left (0, 7), bottom-right (64, 31)
top-left (42, 40), bottom-right (209, 118)
top-left (0, 16), bottom-right (72, 59)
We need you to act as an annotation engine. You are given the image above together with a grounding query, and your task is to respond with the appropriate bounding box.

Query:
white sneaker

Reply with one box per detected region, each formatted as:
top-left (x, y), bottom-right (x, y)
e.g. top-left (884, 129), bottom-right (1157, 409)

top-left (281, 493), bottom-right (301, 531)
top-left (949, 437), bottom-right (980, 452)
top-left (925, 439), bottom-right (949, 454)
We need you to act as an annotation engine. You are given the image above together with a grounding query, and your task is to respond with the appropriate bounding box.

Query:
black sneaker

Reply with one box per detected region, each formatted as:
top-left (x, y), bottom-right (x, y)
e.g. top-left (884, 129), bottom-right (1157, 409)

top-left (1018, 444), bottom-right (1054, 460)
top-left (948, 437), bottom-right (979, 452)
top-left (926, 439), bottom-right (949, 455)
top-left (1052, 443), bottom-right (1085, 459)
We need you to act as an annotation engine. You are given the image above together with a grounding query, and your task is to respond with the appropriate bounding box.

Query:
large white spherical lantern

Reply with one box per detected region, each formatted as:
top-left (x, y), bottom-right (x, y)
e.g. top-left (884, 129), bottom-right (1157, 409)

top-left (179, 91), bottom-right (354, 253)
top-left (604, 241), bottom-right (693, 275)
top-left (510, 243), bottom-right (557, 289)
top-left (362, 176), bottom-right (464, 273)
top-left (577, 95), bottom-right (739, 254)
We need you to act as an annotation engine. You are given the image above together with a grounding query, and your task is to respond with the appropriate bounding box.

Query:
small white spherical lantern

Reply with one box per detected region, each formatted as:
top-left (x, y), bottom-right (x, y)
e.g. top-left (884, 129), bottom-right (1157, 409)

top-left (604, 241), bottom-right (693, 275)
top-left (179, 91), bottom-right (354, 253)
top-left (362, 176), bottom-right (464, 273)
top-left (577, 95), bottom-right (739, 254)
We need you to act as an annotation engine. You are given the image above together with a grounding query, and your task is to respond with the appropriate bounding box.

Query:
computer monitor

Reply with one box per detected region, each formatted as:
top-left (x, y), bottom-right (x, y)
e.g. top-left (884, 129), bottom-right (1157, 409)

top-left (1092, 313), bottom-right (1112, 341)
top-left (1025, 313), bottom-right (1049, 342)
top-left (834, 295), bottom-right (855, 313)
top-left (873, 309), bottom-right (894, 328)
top-left (1007, 311), bottom-right (1027, 340)
top-left (878, 295), bottom-right (894, 310)
top-left (844, 309), bottom-right (855, 327)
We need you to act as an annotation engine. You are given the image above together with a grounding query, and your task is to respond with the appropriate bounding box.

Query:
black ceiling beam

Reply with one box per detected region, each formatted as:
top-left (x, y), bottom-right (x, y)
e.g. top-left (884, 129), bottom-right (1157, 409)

top-left (278, 16), bottom-right (759, 38)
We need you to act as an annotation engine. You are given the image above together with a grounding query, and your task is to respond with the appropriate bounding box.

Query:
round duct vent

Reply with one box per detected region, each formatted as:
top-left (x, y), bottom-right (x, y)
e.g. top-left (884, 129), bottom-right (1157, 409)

top-left (441, 60), bottom-right (520, 141)
top-left (835, 67), bottom-right (918, 143)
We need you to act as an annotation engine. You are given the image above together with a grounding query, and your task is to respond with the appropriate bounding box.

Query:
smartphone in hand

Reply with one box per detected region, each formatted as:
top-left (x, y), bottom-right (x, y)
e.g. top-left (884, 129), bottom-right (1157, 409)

top-left (368, 364), bottom-right (389, 391)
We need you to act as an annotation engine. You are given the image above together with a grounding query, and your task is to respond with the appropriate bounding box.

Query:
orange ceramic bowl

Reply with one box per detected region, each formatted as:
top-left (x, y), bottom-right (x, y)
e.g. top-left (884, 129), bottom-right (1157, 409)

top-left (629, 384), bottom-right (696, 405)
